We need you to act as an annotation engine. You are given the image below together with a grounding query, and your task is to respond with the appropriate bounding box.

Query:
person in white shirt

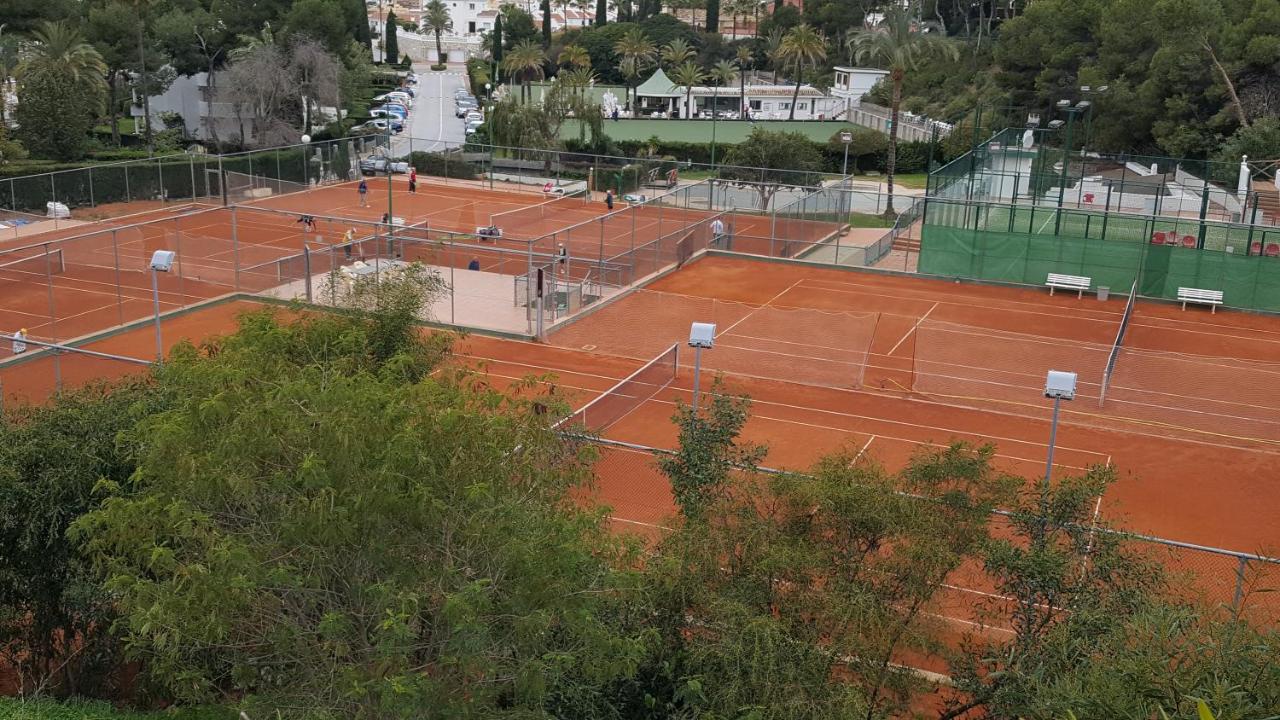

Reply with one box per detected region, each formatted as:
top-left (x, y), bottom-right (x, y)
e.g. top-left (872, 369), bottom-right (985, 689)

top-left (12, 328), bottom-right (28, 354)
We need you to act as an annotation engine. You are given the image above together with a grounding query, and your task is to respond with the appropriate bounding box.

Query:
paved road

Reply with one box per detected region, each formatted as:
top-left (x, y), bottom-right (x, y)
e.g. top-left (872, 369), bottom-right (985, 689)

top-left (389, 65), bottom-right (470, 157)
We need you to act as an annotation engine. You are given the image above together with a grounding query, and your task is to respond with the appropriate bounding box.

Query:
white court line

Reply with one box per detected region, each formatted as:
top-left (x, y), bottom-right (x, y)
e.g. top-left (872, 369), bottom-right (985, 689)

top-left (854, 435), bottom-right (876, 461)
top-left (887, 301), bottom-right (939, 356)
top-left (716, 279), bottom-right (803, 338)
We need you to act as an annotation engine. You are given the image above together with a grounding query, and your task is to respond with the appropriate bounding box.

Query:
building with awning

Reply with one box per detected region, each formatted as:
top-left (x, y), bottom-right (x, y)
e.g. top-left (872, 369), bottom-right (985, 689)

top-left (630, 69), bottom-right (841, 120)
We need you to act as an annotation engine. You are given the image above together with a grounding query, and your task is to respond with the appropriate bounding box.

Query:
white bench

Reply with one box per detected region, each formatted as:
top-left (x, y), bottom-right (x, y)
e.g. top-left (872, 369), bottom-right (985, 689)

top-left (1178, 287), bottom-right (1223, 313)
top-left (1046, 273), bottom-right (1091, 298)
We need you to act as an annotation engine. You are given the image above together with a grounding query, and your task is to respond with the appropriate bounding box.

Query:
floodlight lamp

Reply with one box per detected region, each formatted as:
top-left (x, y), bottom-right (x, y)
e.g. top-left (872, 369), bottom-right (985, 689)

top-left (1044, 370), bottom-right (1077, 400)
top-left (1056, 99), bottom-right (1072, 108)
top-left (1075, 100), bottom-right (1091, 110)
top-left (689, 322), bottom-right (716, 349)
top-left (1080, 85), bottom-right (1091, 93)
top-left (150, 250), bottom-right (176, 272)
top-left (1097, 85), bottom-right (1110, 93)
top-left (1047, 119), bottom-right (1065, 129)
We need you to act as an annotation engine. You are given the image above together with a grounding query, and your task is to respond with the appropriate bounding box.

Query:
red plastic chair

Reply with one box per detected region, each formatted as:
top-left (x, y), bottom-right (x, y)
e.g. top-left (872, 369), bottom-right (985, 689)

top-left (1251, 242), bottom-right (1263, 256)
top-left (1267, 243), bottom-right (1280, 257)
top-left (1151, 231), bottom-right (1167, 244)
top-left (1182, 235), bottom-right (1197, 248)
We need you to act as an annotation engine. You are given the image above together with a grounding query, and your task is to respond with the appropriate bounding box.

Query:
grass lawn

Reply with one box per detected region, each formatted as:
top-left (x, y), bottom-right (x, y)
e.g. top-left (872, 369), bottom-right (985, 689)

top-left (848, 212), bottom-right (894, 228)
top-left (563, 119), bottom-right (867, 145)
top-left (892, 173), bottom-right (928, 189)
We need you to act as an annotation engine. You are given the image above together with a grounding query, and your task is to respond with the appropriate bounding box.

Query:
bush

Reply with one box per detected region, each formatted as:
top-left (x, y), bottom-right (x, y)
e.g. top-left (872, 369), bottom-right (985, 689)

top-left (405, 150), bottom-right (479, 180)
top-left (430, 63), bottom-right (447, 71)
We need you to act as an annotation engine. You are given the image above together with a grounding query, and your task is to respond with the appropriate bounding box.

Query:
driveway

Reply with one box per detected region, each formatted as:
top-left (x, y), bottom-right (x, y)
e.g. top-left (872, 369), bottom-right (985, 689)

top-left (390, 64), bottom-right (471, 157)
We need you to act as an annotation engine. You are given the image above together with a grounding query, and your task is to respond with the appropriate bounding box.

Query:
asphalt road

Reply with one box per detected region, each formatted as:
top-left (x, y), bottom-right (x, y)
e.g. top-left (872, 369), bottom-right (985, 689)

top-left (389, 65), bottom-right (470, 157)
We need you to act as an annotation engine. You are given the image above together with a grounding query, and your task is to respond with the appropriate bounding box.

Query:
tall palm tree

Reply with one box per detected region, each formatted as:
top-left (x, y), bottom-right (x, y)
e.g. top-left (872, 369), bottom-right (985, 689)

top-left (229, 22), bottom-right (274, 63)
top-left (850, 2), bottom-right (957, 214)
top-left (669, 60), bottom-right (704, 118)
top-left (422, 0), bottom-right (452, 66)
top-left (709, 59), bottom-right (736, 118)
top-left (502, 39), bottom-right (546, 102)
top-left (763, 27), bottom-right (784, 84)
top-left (17, 22), bottom-right (107, 82)
top-left (779, 24), bottom-right (825, 121)
top-left (734, 44), bottom-right (752, 116)
top-left (558, 43), bottom-right (590, 69)
top-left (660, 38), bottom-right (695, 69)
top-left (559, 66), bottom-right (596, 96)
top-left (613, 28), bottom-right (655, 111)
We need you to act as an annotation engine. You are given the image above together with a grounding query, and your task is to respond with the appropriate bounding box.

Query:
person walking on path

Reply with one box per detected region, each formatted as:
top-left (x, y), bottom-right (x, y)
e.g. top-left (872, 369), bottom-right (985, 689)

top-left (358, 178), bottom-right (369, 207)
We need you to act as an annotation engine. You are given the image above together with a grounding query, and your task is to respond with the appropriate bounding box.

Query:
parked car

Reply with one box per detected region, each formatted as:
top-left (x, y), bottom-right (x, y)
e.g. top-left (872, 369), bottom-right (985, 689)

top-left (353, 119), bottom-right (403, 133)
top-left (465, 119), bottom-right (484, 135)
top-left (359, 157), bottom-right (390, 174)
top-left (455, 101), bottom-right (478, 117)
top-left (382, 104), bottom-right (409, 119)
top-left (464, 110), bottom-right (483, 124)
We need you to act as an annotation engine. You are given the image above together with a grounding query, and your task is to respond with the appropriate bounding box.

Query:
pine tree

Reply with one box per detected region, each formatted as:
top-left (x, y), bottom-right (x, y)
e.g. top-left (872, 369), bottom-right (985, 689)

top-left (492, 13), bottom-right (504, 82)
top-left (595, 0), bottom-right (607, 26)
top-left (541, 0), bottom-right (551, 46)
top-left (384, 11), bottom-right (399, 64)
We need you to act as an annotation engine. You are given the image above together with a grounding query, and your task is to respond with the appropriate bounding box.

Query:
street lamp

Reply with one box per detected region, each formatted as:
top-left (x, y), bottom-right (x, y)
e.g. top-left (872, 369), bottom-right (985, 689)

top-left (688, 322), bottom-right (716, 411)
top-left (1042, 370), bottom-right (1077, 489)
top-left (149, 250), bottom-right (175, 361)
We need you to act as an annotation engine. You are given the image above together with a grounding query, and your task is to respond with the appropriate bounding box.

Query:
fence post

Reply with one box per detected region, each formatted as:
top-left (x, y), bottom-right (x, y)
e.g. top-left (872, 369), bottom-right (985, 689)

top-left (88, 167), bottom-right (96, 208)
top-left (157, 158), bottom-right (164, 203)
top-left (1233, 555), bottom-right (1249, 614)
top-left (49, 172), bottom-right (56, 211)
top-left (189, 154), bottom-right (196, 201)
top-left (304, 245), bottom-right (313, 302)
top-left (112, 229), bottom-right (125, 325)
top-left (275, 148), bottom-right (283, 192)
top-left (125, 162), bottom-right (132, 202)
top-left (231, 206), bottom-right (241, 291)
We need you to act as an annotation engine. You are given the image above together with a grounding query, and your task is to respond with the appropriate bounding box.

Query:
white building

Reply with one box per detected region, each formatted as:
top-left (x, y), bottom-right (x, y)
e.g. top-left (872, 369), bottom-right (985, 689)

top-left (432, 0), bottom-right (600, 36)
top-left (830, 66), bottom-right (888, 113)
top-left (632, 68), bottom-right (842, 120)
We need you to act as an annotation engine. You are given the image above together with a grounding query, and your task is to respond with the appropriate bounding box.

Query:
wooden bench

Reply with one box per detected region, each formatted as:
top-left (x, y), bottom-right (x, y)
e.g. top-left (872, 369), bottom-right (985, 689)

top-left (1177, 287), bottom-right (1223, 313)
top-left (1046, 273), bottom-right (1092, 298)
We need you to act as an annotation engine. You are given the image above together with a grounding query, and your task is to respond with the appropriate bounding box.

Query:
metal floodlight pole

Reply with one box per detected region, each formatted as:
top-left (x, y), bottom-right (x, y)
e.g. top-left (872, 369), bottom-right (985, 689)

top-left (1054, 106), bottom-right (1079, 236)
top-left (149, 250), bottom-right (175, 361)
top-left (688, 322), bottom-right (716, 413)
top-left (1042, 370), bottom-right (1077, 489)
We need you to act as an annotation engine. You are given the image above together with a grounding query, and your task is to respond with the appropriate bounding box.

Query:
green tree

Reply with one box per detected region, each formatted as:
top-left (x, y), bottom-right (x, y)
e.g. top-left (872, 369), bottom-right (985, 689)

top-left (541, 0), bottom-right (553, 46)
top-left (153, 6), bottom-right (231, 146)
top-left (383, 10), bottom-right (400, 63)
top-left (491, 12), bottom-right (504, 81)
top-left (645, 441), bottom-right (1015, 719)
top-left (704, 0), bottom-right (719, 32)
top-left (614, 27), bottom-right (656, 110)
top-left (942, 465), bottom-right (1167, 719)
top-left (558, 43), bottom-right (591, 69)
top-left (763, 26), bottom-right (785, 84)
top-left (779, 23), bottom-right (825, 121)
top-left (734, 44), bottom-right (752, 116)
top-left (0, 380), bottom-right (167, 697)
top-left (849, 3), bottom-right (956, 214)
top-left (0, 34), bottom-right (18, 128)
top-left (721, 127), bottom-right (824, 208)
top-left (422, 0), bottom-right (453, 66)
top-left (659, 37), bottom-right (695, 68)
top-left (669, 60), bottom-right (705, 118)
top-left (71, 273), bottom-right (642, 718)
top-left (708, 59), bottom-right (735, 122)
top-left (596, 0), bottom-right (608, 26)
top-left (502, 38), bottom-right (547, 102)
top-left (0, 126), bottom-right (26, 164)
top-left (284, 0), bottom-right (352, 54)
top-left (657, 377), bottom-right (764, 520)
top-left (500, 4), bottom-right (539, 49)
top-left (15, 22), bottom-right (108, 161)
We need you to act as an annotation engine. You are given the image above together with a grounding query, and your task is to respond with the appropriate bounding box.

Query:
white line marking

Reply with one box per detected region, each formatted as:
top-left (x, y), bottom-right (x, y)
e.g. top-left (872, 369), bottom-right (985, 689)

top-left (888, 301), bottom-right (938, 356)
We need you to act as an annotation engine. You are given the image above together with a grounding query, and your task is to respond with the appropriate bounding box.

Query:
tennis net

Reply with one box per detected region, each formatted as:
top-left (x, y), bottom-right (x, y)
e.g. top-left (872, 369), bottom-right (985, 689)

top-left (556, 343), bottom-right (679, 432)
top-left (1099, 280), bottom-right (1138, 406)
top-left (489, 189), bottom-right (590, 231)
top-left (0, 249), bottom-right (65, 278)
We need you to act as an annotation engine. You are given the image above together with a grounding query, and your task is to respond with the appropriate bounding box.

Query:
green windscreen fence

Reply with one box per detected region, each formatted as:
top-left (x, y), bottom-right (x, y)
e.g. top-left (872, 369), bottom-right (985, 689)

top-left (921, 199), bottom-right (1280, 313)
